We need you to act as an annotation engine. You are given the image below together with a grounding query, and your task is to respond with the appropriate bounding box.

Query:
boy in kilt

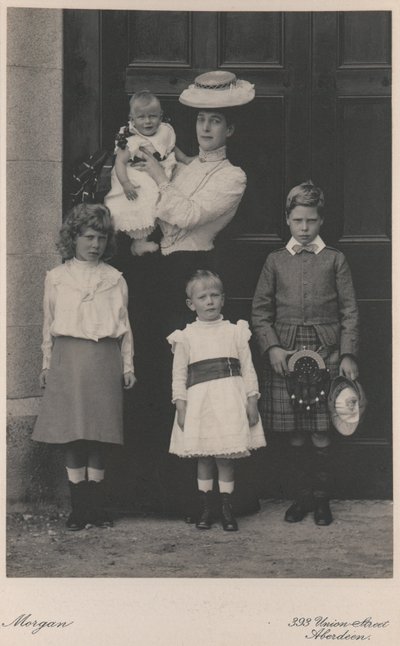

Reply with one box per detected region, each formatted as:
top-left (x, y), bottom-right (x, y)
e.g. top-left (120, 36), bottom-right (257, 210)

top-left (251, 180), bottom-right (359, 525)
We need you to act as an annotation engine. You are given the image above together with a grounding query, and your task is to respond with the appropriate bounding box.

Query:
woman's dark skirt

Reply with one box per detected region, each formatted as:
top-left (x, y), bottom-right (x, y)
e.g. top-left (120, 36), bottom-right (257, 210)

top-left (32, 336), bottom-right (124, 445)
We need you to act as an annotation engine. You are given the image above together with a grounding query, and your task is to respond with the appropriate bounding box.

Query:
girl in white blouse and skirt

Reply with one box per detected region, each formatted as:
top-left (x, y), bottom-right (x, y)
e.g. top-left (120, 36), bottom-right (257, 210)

top-left (168, 270), bottom-right (266, 531)
top-left (32, 203), bottom-right (136, 531)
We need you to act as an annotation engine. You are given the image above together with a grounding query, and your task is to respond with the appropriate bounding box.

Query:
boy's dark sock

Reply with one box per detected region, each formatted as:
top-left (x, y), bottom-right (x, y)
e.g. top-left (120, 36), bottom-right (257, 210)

top-left (284, 442), bottom-right (313, 523)
top-left (312, 444), bottom-right (333, 525)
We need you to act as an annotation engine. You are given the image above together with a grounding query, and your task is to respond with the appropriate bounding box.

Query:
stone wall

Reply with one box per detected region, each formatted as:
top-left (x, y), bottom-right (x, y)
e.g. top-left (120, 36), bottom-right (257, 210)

top-left (7, 8), bottom-right (66, 508)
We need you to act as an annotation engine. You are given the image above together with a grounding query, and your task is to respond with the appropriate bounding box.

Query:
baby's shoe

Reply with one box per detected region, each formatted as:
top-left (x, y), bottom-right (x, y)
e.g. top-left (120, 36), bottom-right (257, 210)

top-left (130, 239), bottom-right (159, 256)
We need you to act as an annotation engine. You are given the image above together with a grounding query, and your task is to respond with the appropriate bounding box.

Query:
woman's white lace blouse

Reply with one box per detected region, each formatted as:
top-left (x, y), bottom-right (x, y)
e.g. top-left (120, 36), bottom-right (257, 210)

top-left (156, 158), bottom-right (246, 255)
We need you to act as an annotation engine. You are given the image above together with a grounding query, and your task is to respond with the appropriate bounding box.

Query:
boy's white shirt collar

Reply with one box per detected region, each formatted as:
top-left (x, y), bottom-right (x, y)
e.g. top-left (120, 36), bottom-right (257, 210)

top-left (286, 235), bottom-right (326, 255)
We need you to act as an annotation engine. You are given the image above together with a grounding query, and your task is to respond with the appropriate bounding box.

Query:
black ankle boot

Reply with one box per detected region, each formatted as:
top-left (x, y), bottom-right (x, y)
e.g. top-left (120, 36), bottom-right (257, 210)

top-left (314, 497), bottom-right (333, 526)
top-left (196, 491), bottom-right (213, 529)
top-left (220, 493), bottom-right (238, 531)
top-left (87, 480), bottom-right (114, 528)
top-left (66, 481), bottom-right (88, 531)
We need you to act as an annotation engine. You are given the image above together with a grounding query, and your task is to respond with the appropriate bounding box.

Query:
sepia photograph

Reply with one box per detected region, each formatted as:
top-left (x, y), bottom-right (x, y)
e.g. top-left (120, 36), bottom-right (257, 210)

top-left (1, 0), bottom-right (399, 644)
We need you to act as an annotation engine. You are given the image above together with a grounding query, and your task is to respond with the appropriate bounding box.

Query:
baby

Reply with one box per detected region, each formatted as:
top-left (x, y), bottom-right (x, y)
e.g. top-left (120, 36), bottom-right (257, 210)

top-left (105, 91), bottom-right (180, 256)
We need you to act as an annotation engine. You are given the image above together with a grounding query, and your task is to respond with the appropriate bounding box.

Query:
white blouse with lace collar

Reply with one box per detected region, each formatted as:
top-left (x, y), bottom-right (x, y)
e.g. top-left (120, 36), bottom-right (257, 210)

top-left (41, 258), bottom-right (134, 373)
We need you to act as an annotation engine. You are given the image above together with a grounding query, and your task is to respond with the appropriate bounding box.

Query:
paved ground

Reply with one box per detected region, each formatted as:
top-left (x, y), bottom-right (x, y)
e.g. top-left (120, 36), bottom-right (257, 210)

top-left (6, 499), bottom-right (392, 578)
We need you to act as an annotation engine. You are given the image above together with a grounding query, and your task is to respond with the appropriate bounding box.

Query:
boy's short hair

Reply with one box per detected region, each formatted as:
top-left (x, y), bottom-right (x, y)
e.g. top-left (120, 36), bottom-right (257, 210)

top-left (129, 90), bottom-right (161, 112)
top-left (285, 180), bottom-right (325, 216)
top-left (57, 203), bottom-right (116, 261)
top-left (185, 269), bottom-right (224, 298)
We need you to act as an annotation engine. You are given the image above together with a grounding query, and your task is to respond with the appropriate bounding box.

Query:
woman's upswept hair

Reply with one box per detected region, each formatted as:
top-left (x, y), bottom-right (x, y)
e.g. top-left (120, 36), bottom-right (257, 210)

top-left (57, 203), bottom-right (116, 260)
top-left (185, 269), bottom-right (224, 299)
top-left (285, 180), bottom-right (325, 216)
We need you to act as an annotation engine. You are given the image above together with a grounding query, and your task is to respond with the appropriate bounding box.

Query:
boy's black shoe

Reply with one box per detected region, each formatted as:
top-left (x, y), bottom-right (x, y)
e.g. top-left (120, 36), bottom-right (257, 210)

top-left (314, 498), bottom-right (333, 526)
top-left (284, 501), bottom-right (308, 523)
top-left (284, 494), bottom-right (314, 523)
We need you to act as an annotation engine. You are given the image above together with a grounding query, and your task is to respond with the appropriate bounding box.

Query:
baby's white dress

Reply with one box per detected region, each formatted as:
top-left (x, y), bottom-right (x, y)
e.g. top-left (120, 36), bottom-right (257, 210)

top-left (168, 318), bottom-right (266, 458)
top-left (105, 122), bottom-right (176, 238)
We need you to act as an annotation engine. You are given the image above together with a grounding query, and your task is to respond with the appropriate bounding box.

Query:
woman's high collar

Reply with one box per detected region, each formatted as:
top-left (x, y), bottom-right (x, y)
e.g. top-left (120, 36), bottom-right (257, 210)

top-left (198, 146), bottom-right (227, 163)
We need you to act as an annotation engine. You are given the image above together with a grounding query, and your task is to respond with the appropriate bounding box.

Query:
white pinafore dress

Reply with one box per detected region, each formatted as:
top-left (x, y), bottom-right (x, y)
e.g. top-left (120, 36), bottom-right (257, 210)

top-left (168, 318), bottom-right (266, 458)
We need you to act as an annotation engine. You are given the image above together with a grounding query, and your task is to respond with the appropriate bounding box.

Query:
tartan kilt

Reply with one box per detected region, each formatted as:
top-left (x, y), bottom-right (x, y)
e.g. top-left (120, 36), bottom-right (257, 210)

top-left (260, 325), bottom-right (339, 433)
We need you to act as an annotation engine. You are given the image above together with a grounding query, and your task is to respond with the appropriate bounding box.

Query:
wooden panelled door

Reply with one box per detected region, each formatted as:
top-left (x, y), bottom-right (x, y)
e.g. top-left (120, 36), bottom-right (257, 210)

top-left (64, 10), bottom-right (391, 504)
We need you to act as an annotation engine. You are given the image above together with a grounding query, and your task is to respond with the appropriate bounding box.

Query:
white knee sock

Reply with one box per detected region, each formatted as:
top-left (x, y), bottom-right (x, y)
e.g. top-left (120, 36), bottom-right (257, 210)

top-left (197, 479), bottom-right (213, 493)
top-left (87, 467), bottom-right (104, 483)
top-left (219, 480), bottom-right (234, 494)
top-left (66, 467), bottom-right (86, 484)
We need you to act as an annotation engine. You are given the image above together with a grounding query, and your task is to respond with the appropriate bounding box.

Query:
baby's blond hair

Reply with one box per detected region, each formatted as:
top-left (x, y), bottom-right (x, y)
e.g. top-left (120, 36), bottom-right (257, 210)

top-left (129, 90), bottom-right (161, 113)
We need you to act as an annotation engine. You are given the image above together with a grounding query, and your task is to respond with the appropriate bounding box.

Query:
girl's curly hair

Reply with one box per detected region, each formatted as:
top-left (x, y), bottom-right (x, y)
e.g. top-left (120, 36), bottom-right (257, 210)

top-left (57, 203), bottom-right (116, 260)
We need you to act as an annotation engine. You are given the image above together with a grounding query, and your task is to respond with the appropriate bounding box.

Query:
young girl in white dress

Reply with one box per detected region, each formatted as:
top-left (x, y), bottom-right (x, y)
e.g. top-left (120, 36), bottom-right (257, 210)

top-left (105, 90), bottom-right (188, 256)
top-left (168, 270), bottom-right (266, 531)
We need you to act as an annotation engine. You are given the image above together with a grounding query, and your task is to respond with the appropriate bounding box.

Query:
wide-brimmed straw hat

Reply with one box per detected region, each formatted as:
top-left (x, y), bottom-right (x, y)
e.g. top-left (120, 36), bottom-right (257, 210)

top-left (328, 376), bottom-right (367, 436)
top-left (179, 70), bottom-right (255, 108)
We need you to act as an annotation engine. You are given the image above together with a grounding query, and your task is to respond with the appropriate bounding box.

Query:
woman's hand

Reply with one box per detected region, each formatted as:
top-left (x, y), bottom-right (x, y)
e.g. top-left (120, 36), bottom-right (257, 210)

top-left (268, 347), bottom-right (296, 377)
top-left (246, 395), bottom-right (260, 427)
top-left (123, 371), bottom-right (137, 389)
top-left (122, 180), bottom-right (139, 200)
top-left (339, 356), bottom-right (359, 381)
top-left (175, 399), bottom-right (187, 431)
top-left (39, 369), bottom-right (48, 389)
top-left (134, 147), bottom-right (169, 185)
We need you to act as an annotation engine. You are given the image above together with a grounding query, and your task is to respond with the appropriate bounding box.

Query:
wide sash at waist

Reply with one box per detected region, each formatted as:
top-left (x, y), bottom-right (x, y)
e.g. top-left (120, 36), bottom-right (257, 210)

top-left (187, 357), bottom-right (241, 388)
